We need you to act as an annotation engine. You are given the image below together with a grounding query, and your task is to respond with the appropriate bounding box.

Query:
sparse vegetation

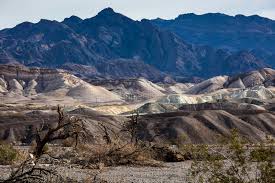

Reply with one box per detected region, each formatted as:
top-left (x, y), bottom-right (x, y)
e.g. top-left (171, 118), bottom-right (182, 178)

top-left (72, 112), bottom-right (163, 168)
top-left (0, 142), bottom-right (18, 165)
top-left (75, 142), bottom-right (161, 168)
top-left (0, 106), bottom-right (90, 183)
top-left (188, 129), bottom-right (275, 183)
top-left (0, 107), bottom-right (274, 183)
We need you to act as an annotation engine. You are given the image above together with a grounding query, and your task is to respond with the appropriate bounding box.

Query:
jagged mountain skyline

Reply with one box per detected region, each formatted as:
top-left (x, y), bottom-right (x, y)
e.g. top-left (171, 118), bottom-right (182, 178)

top-left (1, 0), bottom-right (275, 29)
top-left (1, 6), bottom-right (274, 111)
top-left (0, 7), bottom-right (274, 80)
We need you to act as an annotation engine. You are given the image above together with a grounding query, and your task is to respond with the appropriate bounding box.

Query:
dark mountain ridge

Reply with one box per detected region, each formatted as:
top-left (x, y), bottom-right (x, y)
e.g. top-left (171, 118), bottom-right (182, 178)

top-left (151, 13), bottom-right (275, 68)
top-left (0, 8), bottom-right (271, 80)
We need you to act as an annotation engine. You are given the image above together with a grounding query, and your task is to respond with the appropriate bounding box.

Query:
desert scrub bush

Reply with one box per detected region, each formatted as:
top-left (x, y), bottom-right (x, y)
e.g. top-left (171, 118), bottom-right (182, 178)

top-left (80, 112), bottom-right (161, 167)
top-left (81, 112), bottom-right (185, 167)
top-left (62, 137), bottom-right (76, 147)
top-left (74, 141), bottom-right (161, 169)
top-left (179, 144), bottom-right (214, 161)
top-left (0, 142), bottom-right (18, 165)
top-left (250, 139), bottom-right (275, 183)
top-left (188, 129), bottom-right (275, 183)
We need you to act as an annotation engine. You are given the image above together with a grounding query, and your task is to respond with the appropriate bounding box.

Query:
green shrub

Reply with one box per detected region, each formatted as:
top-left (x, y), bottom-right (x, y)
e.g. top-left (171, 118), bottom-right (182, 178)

top-left (0, 143), bottom-right (18, 165)
top-left (188, 129), bottom-right (275, 183)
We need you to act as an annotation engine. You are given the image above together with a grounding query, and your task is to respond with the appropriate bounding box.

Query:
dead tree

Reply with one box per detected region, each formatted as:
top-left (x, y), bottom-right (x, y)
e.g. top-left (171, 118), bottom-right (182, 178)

top-left (122, 111), bottom-right (140, 145)
top-left (98, 122), bottom-right (112, 144)
top-left (34, 105), bottom-right (86, 157)
top-left (2, 158), bottom-right (60, 183)
top-left (0, 106), bottom-right (91, 183)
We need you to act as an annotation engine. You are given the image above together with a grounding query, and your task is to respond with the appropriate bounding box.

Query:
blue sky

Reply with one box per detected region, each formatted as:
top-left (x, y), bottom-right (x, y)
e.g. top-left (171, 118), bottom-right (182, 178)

top-left (1, 0), bottom-right (275, 29)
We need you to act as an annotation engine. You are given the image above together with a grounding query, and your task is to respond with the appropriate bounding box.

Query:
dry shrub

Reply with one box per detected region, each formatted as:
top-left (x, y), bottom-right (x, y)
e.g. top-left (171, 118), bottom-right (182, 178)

top-left (0, 142), bottom-right (18, 165)
top-left (150, 144), bottom-right (186, 162)
top-left (74, 142), bottom-right (162, 168)
top-left (69, 111), bottom-right (187, 168)
top-left (62, 137), bottom-right (75, 147)
top-left (68, 113), bottom-right (163, 168)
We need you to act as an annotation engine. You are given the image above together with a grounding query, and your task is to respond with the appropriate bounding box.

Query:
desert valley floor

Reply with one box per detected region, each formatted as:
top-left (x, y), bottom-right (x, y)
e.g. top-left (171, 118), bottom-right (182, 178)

top-left (0, 64), bottom-right (274, 182)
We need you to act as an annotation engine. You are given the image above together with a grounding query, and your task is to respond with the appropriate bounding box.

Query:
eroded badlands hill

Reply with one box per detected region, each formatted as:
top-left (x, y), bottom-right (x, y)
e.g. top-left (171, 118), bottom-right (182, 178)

top-left (0, 65), bottom-right (122, 104)
top-left (0, 65), bottom-right (274, 144)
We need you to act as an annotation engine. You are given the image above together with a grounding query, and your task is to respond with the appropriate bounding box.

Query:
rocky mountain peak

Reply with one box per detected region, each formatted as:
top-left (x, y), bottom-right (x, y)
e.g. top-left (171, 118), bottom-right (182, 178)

top-left (63, 15), bottom-right (83, 24)
top-left (0, 9), bottom-right (273, 80)
top-left (97, 7), bottom-right (116, 16)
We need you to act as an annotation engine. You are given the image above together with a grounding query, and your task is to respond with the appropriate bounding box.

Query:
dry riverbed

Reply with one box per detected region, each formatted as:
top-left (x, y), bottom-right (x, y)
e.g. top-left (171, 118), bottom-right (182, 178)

top-left (0, 162), bottom-right (192, 183)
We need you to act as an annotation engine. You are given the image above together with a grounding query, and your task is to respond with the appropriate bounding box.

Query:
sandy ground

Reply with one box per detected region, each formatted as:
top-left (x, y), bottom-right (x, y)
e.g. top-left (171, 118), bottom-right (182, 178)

top-left (96, 162), bottom-right (192, 183)
top-left (0, 162), bottom-right (192, 182)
